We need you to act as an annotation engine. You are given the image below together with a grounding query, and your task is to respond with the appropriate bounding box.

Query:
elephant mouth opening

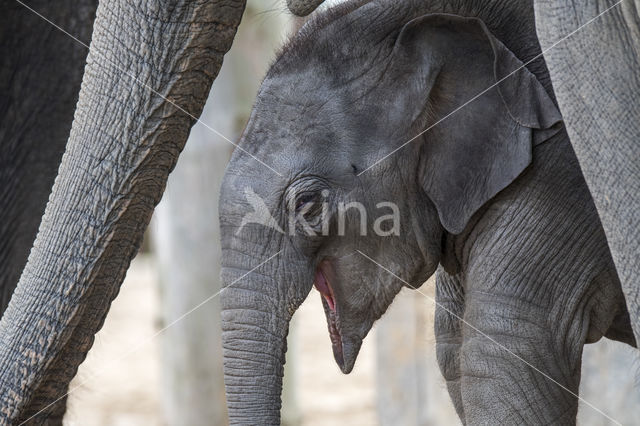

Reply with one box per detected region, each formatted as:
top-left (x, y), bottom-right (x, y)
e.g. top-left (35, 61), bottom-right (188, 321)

top-left (315, 265), bottom-right (335, 310)
top-left (314, 264), bottom-right (345, 370)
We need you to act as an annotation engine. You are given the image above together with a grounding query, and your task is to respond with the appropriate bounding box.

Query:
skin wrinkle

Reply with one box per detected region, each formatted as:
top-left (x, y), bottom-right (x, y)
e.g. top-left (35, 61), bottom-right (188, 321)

top-left (473, 157), bottom-right (590, 303)
top-left (461, 334), bottom-right (572, 412)
top-left (507, 371), bottom-right (540, 419)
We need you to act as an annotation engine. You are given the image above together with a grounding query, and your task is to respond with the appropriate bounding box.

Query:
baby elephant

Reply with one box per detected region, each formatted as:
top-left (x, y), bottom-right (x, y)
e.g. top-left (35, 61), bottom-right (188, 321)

top-left (218, 1), bottom-right (635, 424)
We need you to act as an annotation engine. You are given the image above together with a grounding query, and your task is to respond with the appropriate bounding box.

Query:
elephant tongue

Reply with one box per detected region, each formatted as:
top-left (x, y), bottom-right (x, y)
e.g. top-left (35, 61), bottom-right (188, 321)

top-left (314, 267), bottom-right (335, 311)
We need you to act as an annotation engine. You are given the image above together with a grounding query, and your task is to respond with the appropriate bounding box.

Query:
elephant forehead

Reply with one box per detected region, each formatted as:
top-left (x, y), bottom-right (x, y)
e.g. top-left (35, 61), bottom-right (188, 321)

top-left (242, 81), bottom-right (399, 180)
top-left (254, 77), bottom-right (349, 138)
top-left (260, 69), bottom-right (334, 111)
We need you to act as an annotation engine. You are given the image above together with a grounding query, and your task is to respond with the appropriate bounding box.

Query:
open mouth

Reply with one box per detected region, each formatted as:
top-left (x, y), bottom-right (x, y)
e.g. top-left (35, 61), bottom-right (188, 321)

top-left (314, 263), bottom-right (345, 370)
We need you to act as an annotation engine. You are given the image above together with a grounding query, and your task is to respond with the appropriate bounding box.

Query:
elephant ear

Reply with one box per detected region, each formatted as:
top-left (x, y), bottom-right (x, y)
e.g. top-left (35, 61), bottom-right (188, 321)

top-left (390, 14), bottom-right (562, 234)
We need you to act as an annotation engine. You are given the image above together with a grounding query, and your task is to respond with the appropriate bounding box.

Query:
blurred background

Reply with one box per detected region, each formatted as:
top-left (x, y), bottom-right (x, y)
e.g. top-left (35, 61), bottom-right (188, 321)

top-left (61, 1), bottom-right (640, 425)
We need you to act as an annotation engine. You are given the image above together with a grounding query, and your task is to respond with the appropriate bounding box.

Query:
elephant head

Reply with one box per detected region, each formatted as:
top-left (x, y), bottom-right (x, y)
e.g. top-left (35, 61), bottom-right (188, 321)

top-left (219, 1), bottom-right (562, 423)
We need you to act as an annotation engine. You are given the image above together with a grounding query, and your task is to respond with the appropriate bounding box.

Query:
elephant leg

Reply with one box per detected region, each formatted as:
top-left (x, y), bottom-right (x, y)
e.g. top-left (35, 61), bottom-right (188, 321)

top-left (459, 289), bottom-right (580, 424)
top-left (534, 0), bottom-right (640, 346)
top-left (434, 268), bottom-right (466, 421)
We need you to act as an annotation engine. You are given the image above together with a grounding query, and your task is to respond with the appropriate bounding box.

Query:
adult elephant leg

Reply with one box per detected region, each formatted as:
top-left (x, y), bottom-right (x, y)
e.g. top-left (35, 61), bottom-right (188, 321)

top-left (0, 0), bottom-right (246, 422)
top-left (534, 0), bottom-right (640, 344)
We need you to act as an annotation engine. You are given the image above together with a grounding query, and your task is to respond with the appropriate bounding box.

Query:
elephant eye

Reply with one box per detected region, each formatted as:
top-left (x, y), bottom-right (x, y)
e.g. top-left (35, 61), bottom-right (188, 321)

top-left (295, 193), bottom-right (316, 212)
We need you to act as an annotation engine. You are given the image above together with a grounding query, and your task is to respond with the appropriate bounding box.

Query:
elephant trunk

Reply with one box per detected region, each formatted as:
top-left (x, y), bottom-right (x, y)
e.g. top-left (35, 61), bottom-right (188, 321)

top-left (0, 0), bottom-right (246, 422)
top-left (219, 224), bottom-right (309, 425)
top-left (221, 281), bottom-right (290, 425)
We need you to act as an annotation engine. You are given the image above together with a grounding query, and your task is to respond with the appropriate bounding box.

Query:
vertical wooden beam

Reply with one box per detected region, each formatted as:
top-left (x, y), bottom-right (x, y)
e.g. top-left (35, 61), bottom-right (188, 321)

top-left (579, 340), bottom-right (640, 425)
top-left (376, 289), bottom-right (429, 425)
top-left (152, 111), bottom-right (232, 425)
top-left (376, 280), bottom-right (460, 425)
top-left (152, 2), bottom-right (298, 423)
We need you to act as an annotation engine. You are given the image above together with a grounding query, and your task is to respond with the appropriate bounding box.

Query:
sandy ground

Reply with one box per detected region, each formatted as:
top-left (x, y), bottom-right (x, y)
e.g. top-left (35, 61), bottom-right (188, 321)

top-left (64, 255), bottom-right (383, 425)
top-left (64, 256), bottom-right (163, 426)
top-left (64, 255), bottom-right (452, 425)
top-left (287, 286), bottom-right (380, 426)
top-left (64, 255), bottom-right (640, 425)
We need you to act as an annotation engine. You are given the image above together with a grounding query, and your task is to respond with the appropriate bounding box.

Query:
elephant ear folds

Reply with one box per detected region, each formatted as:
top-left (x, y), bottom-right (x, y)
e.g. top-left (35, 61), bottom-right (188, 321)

top-left (486, 21), bottom-right (563, 144)
top-left (392, 14), bottom-right (562, 234)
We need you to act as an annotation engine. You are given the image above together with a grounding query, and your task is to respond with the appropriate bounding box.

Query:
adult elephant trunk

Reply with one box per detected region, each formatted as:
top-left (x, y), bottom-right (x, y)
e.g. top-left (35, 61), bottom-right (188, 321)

top-left (0, 0), bottom-right (245, 422)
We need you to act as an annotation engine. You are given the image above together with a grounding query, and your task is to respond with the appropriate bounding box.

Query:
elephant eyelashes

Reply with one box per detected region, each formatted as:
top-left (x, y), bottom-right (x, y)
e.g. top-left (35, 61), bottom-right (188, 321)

top-left (351, 164), bottom-right (358, 174)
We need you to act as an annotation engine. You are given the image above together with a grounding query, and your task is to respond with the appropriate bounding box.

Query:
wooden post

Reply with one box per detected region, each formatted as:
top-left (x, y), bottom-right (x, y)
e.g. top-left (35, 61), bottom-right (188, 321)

top-left (579, 339), bottom-right (640, 425)
top-left (376, 289), bottom-right (429, 425)
top-left (152, 105), bottom-right (233, 425)
top-left (152, 2), bottom-right (298, 424)
top-left (376, 279), bottom-right (460, 425)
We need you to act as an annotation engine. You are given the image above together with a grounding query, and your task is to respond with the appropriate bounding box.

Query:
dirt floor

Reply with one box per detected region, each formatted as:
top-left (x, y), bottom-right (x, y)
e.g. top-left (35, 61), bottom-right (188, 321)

top-left (64, 256), bottom-right (163, 426)
top-left (64, 255), bottom-right (640, 425)
top-left (64, 255), bottom-right (387, 425)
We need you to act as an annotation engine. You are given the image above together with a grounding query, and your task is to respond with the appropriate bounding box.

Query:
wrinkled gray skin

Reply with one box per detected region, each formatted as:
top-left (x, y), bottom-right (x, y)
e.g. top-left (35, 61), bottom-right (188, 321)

top-left (219, 0), bottom-right (636, 424)
top-left (0, 0), bottom-right (245, 422)
top-left (0, 1), bottom-right (98, 315)
top-left (534, 0), bottom-right (640, 348)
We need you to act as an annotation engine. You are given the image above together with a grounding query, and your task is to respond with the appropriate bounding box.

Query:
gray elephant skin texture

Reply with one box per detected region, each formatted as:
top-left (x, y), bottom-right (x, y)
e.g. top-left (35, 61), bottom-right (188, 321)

top-left (219, 1), bottom-right (636, 425)
top-left (0, 0), bottom-right (246, 422)
top-left (534, 0), bottom-right (640, 349)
